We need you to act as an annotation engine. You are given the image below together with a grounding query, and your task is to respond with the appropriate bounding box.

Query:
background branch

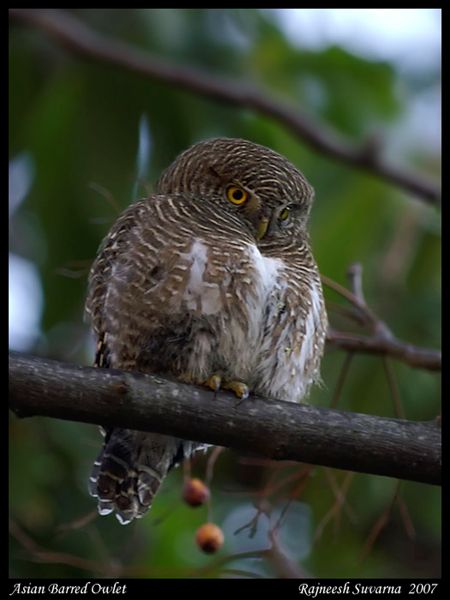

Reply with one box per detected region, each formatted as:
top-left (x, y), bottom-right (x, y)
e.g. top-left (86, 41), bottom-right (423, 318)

top-left (322, 267), bottom-right (441, 372)
top-left (9, 352), bottom-right (441, 486)
top-left (325, 329), bottom-right (441, 371)
top-left (9, 8), bottom-right (440, 206)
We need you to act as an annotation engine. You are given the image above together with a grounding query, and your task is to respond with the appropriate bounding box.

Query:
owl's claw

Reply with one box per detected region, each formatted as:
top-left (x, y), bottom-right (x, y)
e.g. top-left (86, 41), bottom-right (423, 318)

top-left (222, 380), bottom-right (250, 402)
top-left (203, 374), bottom-right (250, 405)
top-left (204, 374), bottom-right (222, 394)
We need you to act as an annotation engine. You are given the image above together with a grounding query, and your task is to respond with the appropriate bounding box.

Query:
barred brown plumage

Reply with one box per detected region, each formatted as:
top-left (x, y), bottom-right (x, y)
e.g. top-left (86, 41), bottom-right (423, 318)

top-left (85, 137), bottom-right (327, 524)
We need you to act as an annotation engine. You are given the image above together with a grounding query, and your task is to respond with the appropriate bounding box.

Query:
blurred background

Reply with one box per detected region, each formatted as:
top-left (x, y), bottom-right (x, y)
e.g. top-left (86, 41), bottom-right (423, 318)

top-left (9, 9), bottom-right (441, 578)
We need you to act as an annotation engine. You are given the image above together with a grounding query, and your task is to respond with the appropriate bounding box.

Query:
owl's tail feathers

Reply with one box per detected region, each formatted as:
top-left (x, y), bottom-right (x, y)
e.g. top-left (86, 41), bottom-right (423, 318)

top-left (88, 429), bottom-right (183, 525)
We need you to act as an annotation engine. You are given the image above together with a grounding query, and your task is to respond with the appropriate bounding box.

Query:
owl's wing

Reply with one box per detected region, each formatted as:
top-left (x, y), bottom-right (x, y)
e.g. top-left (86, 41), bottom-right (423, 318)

top-left (85, 195), bottom-right (193, 370)
top-left (86, 198), bottom-right (145, 344)
top-left (86, 196), bottom-right (204, 523)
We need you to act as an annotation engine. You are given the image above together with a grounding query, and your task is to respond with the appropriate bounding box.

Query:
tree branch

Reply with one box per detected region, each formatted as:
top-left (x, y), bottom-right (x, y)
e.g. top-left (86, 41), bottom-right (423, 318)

top-left (322, 266), bottom-right (441, 372)
top-left (9, 352), bottom-right (441, 486)
top-left (9, 8), bottom-right (440, 206)
top-left (325, 329), bottom-right (441, 371)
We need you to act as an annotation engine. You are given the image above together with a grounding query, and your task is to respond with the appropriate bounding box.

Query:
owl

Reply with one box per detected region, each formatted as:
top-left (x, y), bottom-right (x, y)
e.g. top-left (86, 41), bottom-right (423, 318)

top-left (85, 138), bottom-right (327, 524)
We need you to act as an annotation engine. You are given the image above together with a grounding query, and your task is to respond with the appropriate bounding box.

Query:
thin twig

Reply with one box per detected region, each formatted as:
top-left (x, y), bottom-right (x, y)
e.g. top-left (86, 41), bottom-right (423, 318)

top-left (326, 301), bottom-right (367, 327)
top-left (268, 529), bottom-right (310, 578)
top-left (359, 480), bottom-right (401, 562)
top-left (396, 492), bottom-right (416, 541)
top-left (233, 503), bottom-right (267, 538)
top-left (10, 519), bottom-right (122, 577)
top-left (289, 466), bottom-right (316, 500)
top-left (326, 329), bottom-right (440, 371)
top-left (12, 516), bottom-right (269, 578)
top-left (88, 182), bottom-right (122, 215)
top-left (314, 471), bottom-right (355, 542)
top-left (191, 549), bottom-right (271, 577)
top-left (347, 263), bottom-right (367, 305)
top-left (205, 446), bottom-right (224, 522)
top-left (9, 8), bottom-right (440, 205)
top-left (55, 510), bottom-right (98, 535)
top-left (322, 269), bottom-right (441, 372)
top-left (260, 466), bottom-right (310, 501)
top-left (383, 357), bottom-right (406, 419)
top-left (330, 352), bottom-right (354, 409)
top-left (205, 446), bottom-right (225, 487)
top-left (182, 455), bottom-right (192, 482)
top-left (324, 469), bottom-right (356, 524)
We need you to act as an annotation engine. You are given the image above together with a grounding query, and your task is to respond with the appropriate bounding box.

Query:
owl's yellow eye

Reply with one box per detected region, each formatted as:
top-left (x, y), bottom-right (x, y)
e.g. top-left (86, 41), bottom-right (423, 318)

top-left (226, 185), bottom-right (249, 206)
top-left (279, 207), bottom-right (291, 222)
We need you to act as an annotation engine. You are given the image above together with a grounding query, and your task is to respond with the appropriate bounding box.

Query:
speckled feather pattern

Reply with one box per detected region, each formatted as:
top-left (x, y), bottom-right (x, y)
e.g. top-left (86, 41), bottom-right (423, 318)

top-left (85, 137), bottom-right (327, 524)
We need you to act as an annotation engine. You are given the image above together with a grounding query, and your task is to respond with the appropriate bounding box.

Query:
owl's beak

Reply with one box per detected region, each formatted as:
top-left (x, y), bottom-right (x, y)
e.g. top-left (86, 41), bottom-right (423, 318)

top-left (256, 216), bottom-right (270, 241)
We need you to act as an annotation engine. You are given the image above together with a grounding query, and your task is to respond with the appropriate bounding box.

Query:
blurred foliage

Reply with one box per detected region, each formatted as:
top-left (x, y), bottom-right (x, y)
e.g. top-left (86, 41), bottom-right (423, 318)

top-left (9, 9), bottom-right (440, 578)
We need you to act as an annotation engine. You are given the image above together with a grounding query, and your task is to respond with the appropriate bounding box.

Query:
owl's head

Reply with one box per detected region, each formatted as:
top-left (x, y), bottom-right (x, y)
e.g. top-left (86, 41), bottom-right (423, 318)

top-left (156, 138), bottom-right (315, 242)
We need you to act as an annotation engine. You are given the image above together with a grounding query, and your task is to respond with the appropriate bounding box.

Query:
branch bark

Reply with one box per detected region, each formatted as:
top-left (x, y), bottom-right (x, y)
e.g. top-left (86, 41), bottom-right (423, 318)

top-left (9, 352), bottom-right (441, 486)
top-left (9, 8), bottom-right (440, 206)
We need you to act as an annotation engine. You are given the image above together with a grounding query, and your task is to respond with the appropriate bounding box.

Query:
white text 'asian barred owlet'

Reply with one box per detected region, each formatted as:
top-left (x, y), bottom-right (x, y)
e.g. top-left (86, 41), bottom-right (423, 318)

top-left (85, 138), bottom-right (327, 524)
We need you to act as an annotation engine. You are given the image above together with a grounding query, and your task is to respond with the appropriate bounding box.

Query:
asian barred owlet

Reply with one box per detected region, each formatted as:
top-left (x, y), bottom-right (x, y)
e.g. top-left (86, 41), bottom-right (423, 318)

top-left (86, 137), bottom-right (327, 524)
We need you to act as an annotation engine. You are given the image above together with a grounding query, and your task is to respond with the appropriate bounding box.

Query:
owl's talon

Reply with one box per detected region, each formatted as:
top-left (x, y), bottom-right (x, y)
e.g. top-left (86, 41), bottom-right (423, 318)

top-left (203, 375), bottom-right (250, 403)
top-left (222, 380), bottom-right (250, 402)
top-left (204, 374), bottom-right (222, 393)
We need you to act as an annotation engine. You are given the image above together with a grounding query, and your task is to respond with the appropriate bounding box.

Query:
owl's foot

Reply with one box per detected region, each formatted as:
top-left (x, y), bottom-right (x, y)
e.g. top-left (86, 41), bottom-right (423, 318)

top-left (222, 380), bottom-right (250, 402)
top-left (204, 374), bottom-right (222, 394)
top-left (204, 374), bottom-right (250, 404)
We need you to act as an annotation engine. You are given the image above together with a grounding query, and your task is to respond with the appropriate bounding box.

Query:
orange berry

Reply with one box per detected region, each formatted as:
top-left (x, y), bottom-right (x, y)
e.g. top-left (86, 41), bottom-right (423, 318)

top-left (182, 478), bottom-right (210, 507)
top-left (195, 523), bottom-right (224, 554)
